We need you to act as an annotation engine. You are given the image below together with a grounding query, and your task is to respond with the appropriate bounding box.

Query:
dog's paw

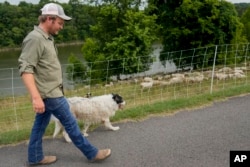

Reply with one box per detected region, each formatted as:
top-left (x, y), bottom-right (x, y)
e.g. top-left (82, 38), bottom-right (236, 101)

top-left (65, 138), bottom-right (72, 143)
top-left (112, 126), bottom-right (120, 131)
top-left (63, 131), bottom-right (72, 143)
top-left (83, 132), bottom-right (89, 137)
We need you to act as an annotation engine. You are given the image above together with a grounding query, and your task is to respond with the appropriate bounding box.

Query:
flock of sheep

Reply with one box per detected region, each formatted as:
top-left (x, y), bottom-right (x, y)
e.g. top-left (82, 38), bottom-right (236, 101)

top-left (139, 66), bottom-right (247, 90)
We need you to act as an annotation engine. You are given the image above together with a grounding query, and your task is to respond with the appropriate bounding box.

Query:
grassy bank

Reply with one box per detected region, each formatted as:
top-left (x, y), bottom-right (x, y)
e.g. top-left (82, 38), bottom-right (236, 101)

top-left (0, 83), bottom-right (249, 146)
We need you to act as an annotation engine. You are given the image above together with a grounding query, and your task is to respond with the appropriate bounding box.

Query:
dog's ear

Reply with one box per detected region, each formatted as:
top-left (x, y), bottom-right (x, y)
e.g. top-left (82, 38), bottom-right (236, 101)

top-left (113, 94), bottom-right (123, 104)
top-left (112, 93), bottom-right (117, 98)
top-left (86, 92), bottom-right (92, 98)
top-left (112, 94), bottom-right (117, 101)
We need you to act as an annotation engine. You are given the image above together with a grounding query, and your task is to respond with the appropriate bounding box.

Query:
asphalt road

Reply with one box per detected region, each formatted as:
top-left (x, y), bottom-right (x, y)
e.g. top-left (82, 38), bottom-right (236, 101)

top-left (1, 94), bottom-right (250, 167)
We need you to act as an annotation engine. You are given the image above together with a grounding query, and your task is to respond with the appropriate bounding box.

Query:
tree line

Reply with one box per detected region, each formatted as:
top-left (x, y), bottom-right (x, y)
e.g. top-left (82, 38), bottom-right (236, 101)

top-left (1, 0), bottom-right (250, 82)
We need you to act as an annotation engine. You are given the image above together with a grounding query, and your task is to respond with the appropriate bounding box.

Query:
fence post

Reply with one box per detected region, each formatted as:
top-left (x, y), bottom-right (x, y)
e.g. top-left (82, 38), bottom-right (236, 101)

top-left (191, 48), bottom-right (195, 70)
top-left (202, 47), bottom-right (208, 72)
top-left (106, 60), bottom-right (110, 83)
top-left (72, 63), bottom-right (74, 83)
top-left (210, 45), bottom-right (218, 94)
top-left (244, 43), bottom-right (249, 84)
top-left (11, 68), bottom-right (19, 131)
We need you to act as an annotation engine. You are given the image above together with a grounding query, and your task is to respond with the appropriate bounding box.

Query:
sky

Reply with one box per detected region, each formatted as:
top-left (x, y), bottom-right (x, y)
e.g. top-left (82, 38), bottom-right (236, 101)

top-left (230, 0), bottom-right (250, 2)
top-left (0, 0), bottom-right (250, 5)
top-left (227, 0), bottom-right (250, 3)
top-left (0, 0), bottom-right (69, 5)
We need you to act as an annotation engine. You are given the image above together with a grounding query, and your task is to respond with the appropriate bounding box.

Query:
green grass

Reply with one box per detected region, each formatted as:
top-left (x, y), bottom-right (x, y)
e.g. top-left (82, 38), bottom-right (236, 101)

top-left (1, 77), bottom-right (250, 146)
top-left (112, 85), bottom-right (250, 122)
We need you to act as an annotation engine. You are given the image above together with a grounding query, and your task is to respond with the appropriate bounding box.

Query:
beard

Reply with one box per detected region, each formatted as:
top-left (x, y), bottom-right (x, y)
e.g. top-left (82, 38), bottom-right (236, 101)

top-left (49, 29), bottom-right (59, 36)
top-left (49, 21), bottom-right (60, 36)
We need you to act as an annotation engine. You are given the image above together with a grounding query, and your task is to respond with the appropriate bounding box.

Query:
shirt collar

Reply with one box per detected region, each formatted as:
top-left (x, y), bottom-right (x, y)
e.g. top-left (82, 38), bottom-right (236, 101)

top-left (34, 26), bottom-right (54, 41)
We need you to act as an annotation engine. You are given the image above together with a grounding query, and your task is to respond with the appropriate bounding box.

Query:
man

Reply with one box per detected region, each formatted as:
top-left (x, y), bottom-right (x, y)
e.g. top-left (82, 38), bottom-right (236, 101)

top-left (18, 3), bottom-right (111, 166)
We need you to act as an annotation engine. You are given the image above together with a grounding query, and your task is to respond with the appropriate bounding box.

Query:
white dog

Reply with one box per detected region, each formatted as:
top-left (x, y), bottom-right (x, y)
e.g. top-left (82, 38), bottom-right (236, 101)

top-left (51, 93), bottom-right (125, 142)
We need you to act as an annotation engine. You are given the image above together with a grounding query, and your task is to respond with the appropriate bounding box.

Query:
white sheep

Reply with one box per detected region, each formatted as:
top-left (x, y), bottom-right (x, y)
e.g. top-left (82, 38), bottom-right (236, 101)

top-left (152, 80), bottom-right (162, 85)
top-left (234, 69), bottom-right (244, 75)
top-left (160, 81), bottom-right (171, 86)
top-left (218, 67), bottom-right (232, 73)
top-left (235, 67), bottom-right (247, 71)
top-left (164, 74), bottom-right (171, 80)
top-left (215, 73), bottom-right (228, 80)
top-left (143, 77), bottom-right (153, 82)
top-left (194, 74), bottom-right (204, 83)
top-left (168, 75), bottom-right (185, 85)
top-left (140, 81), bottom-right (153, 90)
top-left (186, 74), bottom-right (204, 83)
top-left (234, 73), bottom-right (246, 79)
top-left (171, 73), bottom-right (185, 78)
top-left (105, 82), bottom-right (114, 87)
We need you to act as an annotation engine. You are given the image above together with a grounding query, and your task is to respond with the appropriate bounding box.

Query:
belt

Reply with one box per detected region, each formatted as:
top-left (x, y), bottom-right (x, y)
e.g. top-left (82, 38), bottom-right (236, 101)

top-left (59, 84), bottom-right (64, 95)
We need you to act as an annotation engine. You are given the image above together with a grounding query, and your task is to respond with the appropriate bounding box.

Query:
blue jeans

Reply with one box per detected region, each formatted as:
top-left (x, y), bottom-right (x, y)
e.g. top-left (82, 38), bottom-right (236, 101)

top-left (28, 97), bottom-right (98, 164)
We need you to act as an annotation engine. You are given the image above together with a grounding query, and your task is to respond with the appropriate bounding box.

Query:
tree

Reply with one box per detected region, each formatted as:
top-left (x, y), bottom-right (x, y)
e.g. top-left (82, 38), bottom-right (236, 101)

top-left (234, 3), bottom-right (250, 17)
top-left (82, 3), bottom-right (159, 81)
top-left (147, 0), bottom-right (244, 69)
top-left (81, 38), bottom-right (106, 83)
top-left (240, 7), bottom-right (250, 43)
top-left (66, 54), bottom-right (88, 84)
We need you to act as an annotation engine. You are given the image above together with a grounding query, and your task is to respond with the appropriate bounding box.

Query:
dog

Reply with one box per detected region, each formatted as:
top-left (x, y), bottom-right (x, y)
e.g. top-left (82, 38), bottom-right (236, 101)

top-left (51, 93), bottom-right (125, 142)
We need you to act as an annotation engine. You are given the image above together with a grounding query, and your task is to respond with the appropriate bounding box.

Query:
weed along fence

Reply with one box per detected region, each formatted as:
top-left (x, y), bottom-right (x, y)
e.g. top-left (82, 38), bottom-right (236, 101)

top-left (1, 43), bottom-right (250, 145)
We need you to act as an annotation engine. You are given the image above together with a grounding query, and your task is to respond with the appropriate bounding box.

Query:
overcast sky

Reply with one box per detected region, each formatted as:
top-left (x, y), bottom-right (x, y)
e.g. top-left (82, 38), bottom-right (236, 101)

top-left (0, 0), bottom-right (249, 5)
top-left (0, 0), bottom-right (69, 4)
top-left (230, 0), bottom-right (250, 2)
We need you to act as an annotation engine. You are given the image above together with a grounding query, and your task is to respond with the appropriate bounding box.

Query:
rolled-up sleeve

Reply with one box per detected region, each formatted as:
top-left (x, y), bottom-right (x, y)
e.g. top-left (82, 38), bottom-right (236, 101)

top-left (18, 37), bottom-right (43, 76)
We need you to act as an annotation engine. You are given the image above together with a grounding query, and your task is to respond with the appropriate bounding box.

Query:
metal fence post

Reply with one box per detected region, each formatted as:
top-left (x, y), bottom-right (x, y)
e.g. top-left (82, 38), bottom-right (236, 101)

top-left (210, 45), bottom-right (218, 94)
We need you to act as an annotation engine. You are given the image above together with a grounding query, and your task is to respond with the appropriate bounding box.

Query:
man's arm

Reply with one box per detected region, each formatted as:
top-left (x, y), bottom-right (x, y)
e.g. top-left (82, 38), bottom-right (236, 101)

top-left (21, 73), bottom-right (45, 113)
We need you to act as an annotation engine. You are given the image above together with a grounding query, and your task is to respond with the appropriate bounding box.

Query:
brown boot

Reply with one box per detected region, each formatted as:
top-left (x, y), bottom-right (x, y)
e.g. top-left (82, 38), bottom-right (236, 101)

top-left (91, 149), bottom-right (111, 162)
top-left (27, 156), bottom-right (57, 166)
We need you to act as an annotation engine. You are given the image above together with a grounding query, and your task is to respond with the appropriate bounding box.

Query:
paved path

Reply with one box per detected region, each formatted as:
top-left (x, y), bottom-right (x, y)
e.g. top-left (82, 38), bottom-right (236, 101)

top-left (1, 94), bottom-right (250, 167)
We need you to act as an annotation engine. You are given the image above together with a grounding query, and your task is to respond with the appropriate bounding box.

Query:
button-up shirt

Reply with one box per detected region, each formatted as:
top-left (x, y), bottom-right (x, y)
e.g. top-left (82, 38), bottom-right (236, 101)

top-left (18, 26), bottom-right (63, 99)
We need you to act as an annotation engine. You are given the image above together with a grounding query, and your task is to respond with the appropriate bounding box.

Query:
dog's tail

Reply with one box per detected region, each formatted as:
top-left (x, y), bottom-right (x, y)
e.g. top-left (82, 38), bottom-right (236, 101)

top-left (51, 115), bottom-right (63, 138)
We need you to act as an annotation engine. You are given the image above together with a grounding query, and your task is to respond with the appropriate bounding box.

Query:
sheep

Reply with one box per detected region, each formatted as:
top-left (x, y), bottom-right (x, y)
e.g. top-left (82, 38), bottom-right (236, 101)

top-left (160, 81), bottom-right (171, 86)
top-left (235, 73), bottom-right (246, 79)
top-left (215, 73), bottom-right (228, 80)
top-left (164, 74), bottom-right (171, 80)
top-left (171, 73), bottom-right (185, 78)
top-left (235, 67), bottom-right (247, 71)
top-left (143, 77), bottom-right (153, 82)
top-left (152, 80), bottom-right (162, 85)
top-left (234, 69), bottom-right (244, 75)
top-left (218, 67), bottom-right (232, 73)
top-left (203, 70), bottom-right (213, 79)
top-left (105, 82), bottom-right (114, 87)
top-left (168, 75), bottom-right (185, 85)
top-left (140, 81), bottom-right (153, 90)
top-left (186, 74), bottom-right (204, 83)
top-left (194, 75), bottom-right (204, 83)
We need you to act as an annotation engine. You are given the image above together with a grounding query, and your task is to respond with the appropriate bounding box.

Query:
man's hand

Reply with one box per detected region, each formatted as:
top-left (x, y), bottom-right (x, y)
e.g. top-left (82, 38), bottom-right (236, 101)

top-left (32, 97), bottom-right (45, 113)
top-left (21, 73), bottom-right (45, 113)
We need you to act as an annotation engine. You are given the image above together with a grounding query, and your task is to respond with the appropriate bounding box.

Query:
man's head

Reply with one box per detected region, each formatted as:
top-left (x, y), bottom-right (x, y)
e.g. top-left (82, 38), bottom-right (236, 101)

top-left (40, 3), bottom-right (71, 21)
top-left (39, 3), bottom-right (71, 35)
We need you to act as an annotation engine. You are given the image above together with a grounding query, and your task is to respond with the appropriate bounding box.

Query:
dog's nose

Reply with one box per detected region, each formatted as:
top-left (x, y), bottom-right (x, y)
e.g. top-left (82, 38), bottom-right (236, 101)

top-left (119, 101), bottom-right (126, 109)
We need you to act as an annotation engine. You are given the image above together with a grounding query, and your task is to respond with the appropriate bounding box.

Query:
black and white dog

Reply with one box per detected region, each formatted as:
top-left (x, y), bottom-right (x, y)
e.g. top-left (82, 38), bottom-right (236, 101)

top-left (51, 93), bottom-right (125, 142)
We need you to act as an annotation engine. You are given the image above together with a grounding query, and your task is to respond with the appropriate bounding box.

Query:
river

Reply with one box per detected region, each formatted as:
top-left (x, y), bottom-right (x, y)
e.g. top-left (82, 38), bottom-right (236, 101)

top-left (0, 44), bottom-right (83, 68)
top-left (0, 44), bottom-right (84, 96)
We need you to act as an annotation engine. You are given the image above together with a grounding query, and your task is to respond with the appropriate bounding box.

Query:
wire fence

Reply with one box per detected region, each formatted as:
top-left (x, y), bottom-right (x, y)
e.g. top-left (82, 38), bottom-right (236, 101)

top-left (0, 43), bottom-right (250, 145)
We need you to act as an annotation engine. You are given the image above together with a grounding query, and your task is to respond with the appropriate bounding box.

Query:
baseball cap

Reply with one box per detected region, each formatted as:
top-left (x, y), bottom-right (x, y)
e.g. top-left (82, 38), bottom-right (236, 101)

top-left (40, 3), bottom-right (72, 21)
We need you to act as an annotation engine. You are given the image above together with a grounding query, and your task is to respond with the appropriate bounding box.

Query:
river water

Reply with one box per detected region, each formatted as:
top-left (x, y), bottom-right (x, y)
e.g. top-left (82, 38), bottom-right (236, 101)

top-left (0, 43), bottom-right (176, 96)
top-left (0, 44), bottom-right (84, 96)
top-left (0, 44), bottom-right (83, 68)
